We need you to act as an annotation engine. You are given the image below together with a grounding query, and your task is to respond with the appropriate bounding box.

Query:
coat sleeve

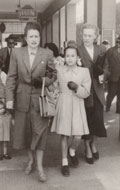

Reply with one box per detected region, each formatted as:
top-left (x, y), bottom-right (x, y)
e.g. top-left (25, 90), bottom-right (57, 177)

top-left (45, 50), bottom-right (57, 87)
top-left (5, 50), bottom-right (18, 102)
top-left (75, 68), bottom-right (91, 99)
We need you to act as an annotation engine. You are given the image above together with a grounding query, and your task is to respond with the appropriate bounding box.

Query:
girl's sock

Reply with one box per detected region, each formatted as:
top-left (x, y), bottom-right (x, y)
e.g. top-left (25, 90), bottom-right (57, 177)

top-left (62, 158), bottom-right (68, 166)
top-left (69, 148), bottom-right (75, 157)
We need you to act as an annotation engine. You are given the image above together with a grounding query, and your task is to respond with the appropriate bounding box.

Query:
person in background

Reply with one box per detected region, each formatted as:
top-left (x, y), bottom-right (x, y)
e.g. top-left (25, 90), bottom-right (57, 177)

top-left (44, 42), bottom-right (59, 58)
top-left (0, 61), bottom-right (12, 160)
top-left (0, 34), bottom-right (16, 74)
top-left (105, 35), bottom-right (120, 113)
top-left (78, 23), bottom-right (107, 164)
top-left (6, 22), bottom-right (56, 182)
top-left (51, 45), bottom-right (91, 176)
top-left (102, 40), bottom-right (111, 51)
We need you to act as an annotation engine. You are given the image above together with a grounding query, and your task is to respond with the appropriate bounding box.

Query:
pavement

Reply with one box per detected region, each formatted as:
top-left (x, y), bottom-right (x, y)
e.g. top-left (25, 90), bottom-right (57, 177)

top-left (0, 99), bottom-right (120, 190)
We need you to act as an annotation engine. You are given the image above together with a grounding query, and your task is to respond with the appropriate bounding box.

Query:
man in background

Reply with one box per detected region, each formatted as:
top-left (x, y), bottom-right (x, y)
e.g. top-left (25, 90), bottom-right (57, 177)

top-left (105, 35), bottom-right (120, 112)
top-left (0, 34), bottom-right (16, 74)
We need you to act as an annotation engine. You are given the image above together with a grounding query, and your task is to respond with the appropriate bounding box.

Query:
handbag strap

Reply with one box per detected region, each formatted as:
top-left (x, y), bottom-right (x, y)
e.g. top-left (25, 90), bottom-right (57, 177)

top-left (41, 77), bottom-right (45, 97)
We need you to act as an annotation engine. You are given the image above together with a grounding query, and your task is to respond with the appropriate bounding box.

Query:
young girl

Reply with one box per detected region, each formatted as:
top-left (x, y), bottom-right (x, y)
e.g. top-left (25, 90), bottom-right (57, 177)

top-left (0, 66), bottom-right (12, 160)
top-left (51, 45), bottom-right (91, 176)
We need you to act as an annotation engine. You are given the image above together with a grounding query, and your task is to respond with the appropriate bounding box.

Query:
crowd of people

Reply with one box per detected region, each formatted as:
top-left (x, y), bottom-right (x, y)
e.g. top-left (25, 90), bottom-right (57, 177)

top-left (0, 21), bottom-right (119, 182)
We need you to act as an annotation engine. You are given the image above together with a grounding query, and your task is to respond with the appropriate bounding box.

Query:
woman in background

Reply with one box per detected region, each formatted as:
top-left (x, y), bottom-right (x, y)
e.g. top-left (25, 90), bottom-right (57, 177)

top-left (78, 23), bottom-right (108, 164)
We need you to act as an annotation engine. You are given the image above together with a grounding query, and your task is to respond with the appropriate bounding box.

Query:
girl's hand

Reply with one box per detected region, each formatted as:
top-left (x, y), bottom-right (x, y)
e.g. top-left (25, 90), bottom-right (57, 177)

top-left (6, 101), bottom-right (14, 109)
top-left (67, 81), bottom-right (78, 92)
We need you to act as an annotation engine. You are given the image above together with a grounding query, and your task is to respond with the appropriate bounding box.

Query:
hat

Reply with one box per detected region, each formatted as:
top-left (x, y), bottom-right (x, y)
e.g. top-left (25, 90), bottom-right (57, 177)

top-left (102, 40), bottom-right (110, 45)
top-left (116, 35), bottom-right (120, 42)
top-left (5, 34), bottom-right (14, 42)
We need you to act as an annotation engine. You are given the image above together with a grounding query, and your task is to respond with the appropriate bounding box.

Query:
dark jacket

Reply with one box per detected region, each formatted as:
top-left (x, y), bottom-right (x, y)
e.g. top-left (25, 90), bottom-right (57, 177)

top-left (104, 46), bottom-right (120, 82)
top-left (78, 44), bottom-right (108, 107)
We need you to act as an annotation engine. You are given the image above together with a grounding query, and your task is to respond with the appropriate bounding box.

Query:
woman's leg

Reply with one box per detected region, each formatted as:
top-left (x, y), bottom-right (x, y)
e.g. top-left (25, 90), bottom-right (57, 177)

top-left (36, 149), bottom-right (47, 182)
top-left (61, 135), bottom-right (69, 176)
top-left (25, 149), bottom-right (34, 175)
top-left (84, 136), bottom-right (94, 164)
top-left (90, 136), bottom-right (99, 159)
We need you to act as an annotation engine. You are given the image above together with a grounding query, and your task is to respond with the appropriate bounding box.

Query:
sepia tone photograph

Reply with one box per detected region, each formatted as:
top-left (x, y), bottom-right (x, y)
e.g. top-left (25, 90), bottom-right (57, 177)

top-left (0, 0), bottom-right (119, 189)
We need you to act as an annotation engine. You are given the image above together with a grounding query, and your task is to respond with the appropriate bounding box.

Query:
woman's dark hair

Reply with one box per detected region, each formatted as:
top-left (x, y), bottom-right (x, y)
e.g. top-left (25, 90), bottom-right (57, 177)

top-left (24, 21), bottom-right (41, 37)
top-left (44, 42), bottom-right (59, 57)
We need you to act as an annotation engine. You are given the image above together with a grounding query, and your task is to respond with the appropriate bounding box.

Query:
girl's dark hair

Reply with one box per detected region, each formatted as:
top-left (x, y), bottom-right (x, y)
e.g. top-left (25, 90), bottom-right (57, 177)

top-left (24, 21), bottom-right (41, 37)
top-left (64, 46), bottom-right (79, 57)
top-left (44, 42), bottom-right (59, 57)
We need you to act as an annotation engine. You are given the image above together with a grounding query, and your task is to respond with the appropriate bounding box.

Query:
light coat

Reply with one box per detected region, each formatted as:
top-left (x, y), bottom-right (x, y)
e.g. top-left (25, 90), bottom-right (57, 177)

top-left (51, 65), bottom-right (91, 136)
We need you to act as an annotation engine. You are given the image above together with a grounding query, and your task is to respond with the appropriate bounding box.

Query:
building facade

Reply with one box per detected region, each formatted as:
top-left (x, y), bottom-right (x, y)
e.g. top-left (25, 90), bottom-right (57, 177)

top-left (0, 0), bottom-right (116, 48)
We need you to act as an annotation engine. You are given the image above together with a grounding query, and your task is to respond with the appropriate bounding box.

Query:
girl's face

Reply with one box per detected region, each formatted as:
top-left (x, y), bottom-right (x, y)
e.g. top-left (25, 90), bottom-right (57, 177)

top-left (65, 48), bottom-right (77, 66)
top-left (82, 28), bottom-right (96, 47)
top-left (25, 29), bottom-right (40, 49)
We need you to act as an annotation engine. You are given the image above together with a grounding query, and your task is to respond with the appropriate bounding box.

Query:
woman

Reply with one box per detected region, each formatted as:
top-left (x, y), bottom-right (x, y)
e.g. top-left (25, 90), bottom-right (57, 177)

top-left (6, 22), bottom-right (56, 182)
top-left (78, 23), bottom-right (107, 164)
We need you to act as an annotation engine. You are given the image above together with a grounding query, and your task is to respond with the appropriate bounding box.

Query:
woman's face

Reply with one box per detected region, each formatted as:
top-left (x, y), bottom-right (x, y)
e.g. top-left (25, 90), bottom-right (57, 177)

top-left (25, 29), bottom-right (40, 49)
top-left (65, 48), bottom-right (77, 67)
top-left (82, 28), bottom-right (96, 47)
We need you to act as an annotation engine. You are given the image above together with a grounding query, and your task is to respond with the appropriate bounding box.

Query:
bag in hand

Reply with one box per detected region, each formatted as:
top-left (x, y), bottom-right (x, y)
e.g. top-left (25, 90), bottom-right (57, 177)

top-left (39, 78), bottom-right (56, 117)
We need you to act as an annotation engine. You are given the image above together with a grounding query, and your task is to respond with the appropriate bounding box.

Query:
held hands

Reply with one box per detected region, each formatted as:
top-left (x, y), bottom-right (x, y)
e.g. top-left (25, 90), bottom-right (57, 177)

top-left (67, 81), bottom-right (78, 92)
top-left (31, 76), bottom-right (43, 88)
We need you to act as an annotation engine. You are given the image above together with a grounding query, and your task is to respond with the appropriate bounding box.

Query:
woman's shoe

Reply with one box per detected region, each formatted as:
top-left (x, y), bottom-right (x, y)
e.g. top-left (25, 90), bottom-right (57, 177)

top-left (90, 142), bottom-right (99, 160)
top-left (38, 170), bottom-right (47, 182)
top-left (4, 154), bottom-right (11, 160)
top-left (85, 149), bottom-right (94, 164)
top-left (61, 165), bottom-right (70, 177)
top-left (25, 162), bottom-right (34, 175)
top-left (85, 156), bottom-right (94, 164)
top-left (92, 152), bottom-right (99, 160)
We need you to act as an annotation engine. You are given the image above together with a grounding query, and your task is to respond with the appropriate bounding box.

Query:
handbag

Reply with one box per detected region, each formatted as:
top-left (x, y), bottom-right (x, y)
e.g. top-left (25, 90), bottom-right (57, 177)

top-left (39, 77), bottom-right (56, 117)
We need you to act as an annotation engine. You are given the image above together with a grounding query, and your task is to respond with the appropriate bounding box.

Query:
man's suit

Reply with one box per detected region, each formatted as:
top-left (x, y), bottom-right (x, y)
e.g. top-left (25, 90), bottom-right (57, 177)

top-left (105, 46), bottom-right (120, 112)
top-left (0, 47), bottom-right (11, 74)
top-left (6, 46), bottom-right (56, 150)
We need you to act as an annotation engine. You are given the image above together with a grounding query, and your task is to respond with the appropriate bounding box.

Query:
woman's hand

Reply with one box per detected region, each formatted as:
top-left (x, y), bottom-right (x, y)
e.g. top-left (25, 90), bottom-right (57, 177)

top-left (67, 81), bottom-right (78, 92)
top-left (6, 101), bottom-right (14, 109)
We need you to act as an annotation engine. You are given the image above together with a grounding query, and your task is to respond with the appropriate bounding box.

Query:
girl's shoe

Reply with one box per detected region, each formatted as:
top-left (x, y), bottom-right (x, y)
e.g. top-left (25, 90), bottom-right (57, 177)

top-left (68, 150), bottom-right (79, 167)
top-left (4, 154), bottom-right (11, 160)
top-left (61, 165), bottom-right (70, 176)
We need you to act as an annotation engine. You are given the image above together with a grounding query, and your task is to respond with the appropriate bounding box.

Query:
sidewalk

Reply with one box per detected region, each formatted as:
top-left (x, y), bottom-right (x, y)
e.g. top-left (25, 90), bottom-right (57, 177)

top-left (0, 102), bottom-right (120, 190)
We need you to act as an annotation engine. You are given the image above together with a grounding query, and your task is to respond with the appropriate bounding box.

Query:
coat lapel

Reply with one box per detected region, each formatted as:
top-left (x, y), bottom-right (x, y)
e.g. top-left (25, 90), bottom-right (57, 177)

top-left (80, 45), bottom-right (93, 68)
top-left (22, 47), bottom-right (31, 73)
top-left (31, 47), bottom-right (43, 73)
